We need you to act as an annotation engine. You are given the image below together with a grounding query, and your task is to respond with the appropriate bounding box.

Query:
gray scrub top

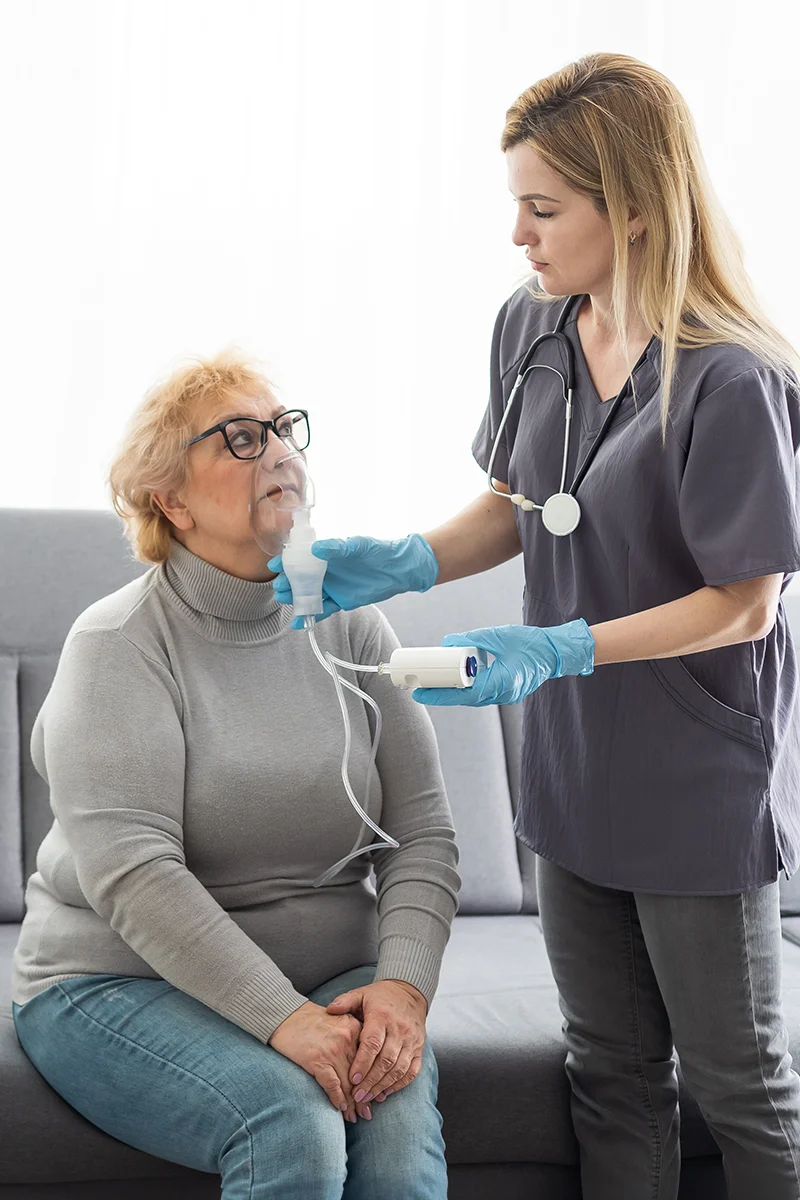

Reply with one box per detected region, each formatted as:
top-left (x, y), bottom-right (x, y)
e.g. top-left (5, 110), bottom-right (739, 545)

top-left (472, 287), bottom-right (800, 894)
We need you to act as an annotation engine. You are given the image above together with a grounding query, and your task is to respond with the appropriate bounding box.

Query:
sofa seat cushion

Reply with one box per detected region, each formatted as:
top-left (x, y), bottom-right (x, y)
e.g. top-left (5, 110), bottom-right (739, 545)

top-left (4, 917), bottom-right (800, 1182)
top-left (0, 927), bottom-right (208, 1186)
top-left (783, 916), bottom-right (800, 949)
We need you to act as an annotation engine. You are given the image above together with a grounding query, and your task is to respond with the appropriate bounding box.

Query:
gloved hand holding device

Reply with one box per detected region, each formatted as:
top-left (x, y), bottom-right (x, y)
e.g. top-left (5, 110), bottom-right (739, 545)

top-left (411, 620), bottom-right (595, 707)
top-left (268, 533), bottom-right (439, 630)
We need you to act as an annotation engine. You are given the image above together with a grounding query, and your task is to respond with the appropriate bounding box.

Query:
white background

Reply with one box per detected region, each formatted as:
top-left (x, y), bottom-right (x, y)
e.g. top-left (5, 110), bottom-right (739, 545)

top-left (1, 0), bottom-right (798, 541)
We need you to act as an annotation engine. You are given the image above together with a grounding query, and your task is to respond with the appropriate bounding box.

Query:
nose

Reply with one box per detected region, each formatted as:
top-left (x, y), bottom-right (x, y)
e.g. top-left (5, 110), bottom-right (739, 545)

top-left (260, 437), bottom-right (294, 469)
top-left (511, 210), bottom-right (537, 250)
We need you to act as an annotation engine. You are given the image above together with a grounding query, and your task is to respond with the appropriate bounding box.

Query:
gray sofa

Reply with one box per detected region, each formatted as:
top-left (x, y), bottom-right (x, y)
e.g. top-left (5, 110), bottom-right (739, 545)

top-left (2, 508), bottom-right (800, 1200)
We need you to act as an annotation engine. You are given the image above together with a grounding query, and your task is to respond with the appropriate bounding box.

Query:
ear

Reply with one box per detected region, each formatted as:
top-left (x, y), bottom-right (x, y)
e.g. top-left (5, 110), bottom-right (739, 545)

top-left (151, 490), bottom-right (195, 533)
top-left (627, 209), bottom-right (645, 240)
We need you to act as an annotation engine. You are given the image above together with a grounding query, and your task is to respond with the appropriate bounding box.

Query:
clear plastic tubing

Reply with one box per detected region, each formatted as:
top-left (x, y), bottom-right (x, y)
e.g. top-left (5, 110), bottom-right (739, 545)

top-left (303, 616), bottom-right (399, 888)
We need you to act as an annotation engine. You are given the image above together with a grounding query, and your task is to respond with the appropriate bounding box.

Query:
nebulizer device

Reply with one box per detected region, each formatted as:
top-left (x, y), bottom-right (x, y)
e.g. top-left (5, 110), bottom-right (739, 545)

top-left (250, 443), bottom-right (485, 887)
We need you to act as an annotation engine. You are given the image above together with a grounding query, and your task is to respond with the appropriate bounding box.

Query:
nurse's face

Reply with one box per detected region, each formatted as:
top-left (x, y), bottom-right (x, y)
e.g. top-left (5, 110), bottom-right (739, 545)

top-left (506, 143), bottom-right (617, 298)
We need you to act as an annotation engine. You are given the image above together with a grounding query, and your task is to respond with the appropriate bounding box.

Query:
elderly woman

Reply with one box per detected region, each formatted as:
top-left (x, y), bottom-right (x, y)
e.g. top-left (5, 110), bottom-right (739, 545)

top-left (10, 350), bottom-right (460, 1200)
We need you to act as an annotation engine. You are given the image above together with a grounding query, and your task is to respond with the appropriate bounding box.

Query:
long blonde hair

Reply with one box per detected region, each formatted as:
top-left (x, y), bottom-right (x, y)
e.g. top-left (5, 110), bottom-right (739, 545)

top-left (502, 52), bottom-right (800, 436)
top-left (108, 347), bottom-right (276, 564)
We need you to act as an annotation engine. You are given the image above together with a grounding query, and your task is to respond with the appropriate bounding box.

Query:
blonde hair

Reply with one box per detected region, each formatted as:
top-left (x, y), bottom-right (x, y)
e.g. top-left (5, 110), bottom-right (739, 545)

top-left (108, 347), bottom-right (276, 564)
top-left (502, 52), bottom-right (800, 437)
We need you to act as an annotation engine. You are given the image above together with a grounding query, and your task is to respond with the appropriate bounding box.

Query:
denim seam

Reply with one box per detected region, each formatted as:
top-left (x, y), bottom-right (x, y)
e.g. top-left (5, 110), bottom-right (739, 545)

top-left (739, 894), bottom-right (800, 1183)
top-left (54, 983), bottom-right (256, 1197)
top-left (623, 897), bottom-right (663, 1199)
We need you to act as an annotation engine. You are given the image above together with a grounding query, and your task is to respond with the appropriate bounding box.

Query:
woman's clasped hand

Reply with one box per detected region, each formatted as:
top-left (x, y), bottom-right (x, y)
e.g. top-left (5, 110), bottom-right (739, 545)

top-left (268, 979), bottom-right (428, 1124)
top-left (267, 999), bottom-right (364, 1122)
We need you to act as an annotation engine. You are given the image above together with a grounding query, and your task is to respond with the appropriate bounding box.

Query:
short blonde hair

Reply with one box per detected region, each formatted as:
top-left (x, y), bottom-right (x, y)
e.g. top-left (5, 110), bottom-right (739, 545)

top-left (108, 346), bottom-right (276, 564)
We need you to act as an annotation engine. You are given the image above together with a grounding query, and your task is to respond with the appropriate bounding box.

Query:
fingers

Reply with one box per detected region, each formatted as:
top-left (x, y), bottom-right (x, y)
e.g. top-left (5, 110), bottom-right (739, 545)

top-left (374, 1053), bottom-right (423, 1102)
top-left (314, 1062), bottom-right (355, 1119)
top-left (349, 1022), bottom-right (387, 1090)
top-left (312, 535), bottom-right (381, 561)
top-left (314, 1015), bottom-right (363, 1121)
top-left (353, 1037), bottom-right (404, 1105)
top-left (413, 658), bottom-right (505, 707)
top-left (440, 628), bottom-right (496, 650)
top-left (271, 577), bottom-right (291, 602)
top-left (412, 685), bottom-right (482, 707)
top-left (360, 1047), bottom-right (415, 1103)
top-left (326, 989), bottom-right (363, 1016)
top-left (439, 631), bottom-right (480, 648)
top-left (309, 538), bottom-right (347, 560)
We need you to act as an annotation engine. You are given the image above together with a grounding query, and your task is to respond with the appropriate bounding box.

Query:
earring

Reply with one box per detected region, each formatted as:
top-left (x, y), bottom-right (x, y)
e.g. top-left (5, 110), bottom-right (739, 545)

top-left (629, 232), bottom-right (637, 244)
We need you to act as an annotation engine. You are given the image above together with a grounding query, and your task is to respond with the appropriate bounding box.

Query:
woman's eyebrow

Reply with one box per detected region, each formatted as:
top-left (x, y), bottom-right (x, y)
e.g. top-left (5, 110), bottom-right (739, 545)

top-left (517, 192), bottom-right (561, 203)
top-left (213, 406), bottom-right (288, 424)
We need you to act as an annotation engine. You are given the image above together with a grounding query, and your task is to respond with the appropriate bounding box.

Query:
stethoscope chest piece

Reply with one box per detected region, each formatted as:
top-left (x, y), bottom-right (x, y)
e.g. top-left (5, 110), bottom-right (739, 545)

top-left (541, 491), bottom-right (581, 536)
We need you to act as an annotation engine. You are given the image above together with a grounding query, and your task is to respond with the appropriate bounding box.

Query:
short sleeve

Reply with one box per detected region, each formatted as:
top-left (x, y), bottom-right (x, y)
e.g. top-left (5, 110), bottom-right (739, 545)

top-left (678, 366), bottom-right (800, 585)
top-left (472, 298), bottom-right (513, 482)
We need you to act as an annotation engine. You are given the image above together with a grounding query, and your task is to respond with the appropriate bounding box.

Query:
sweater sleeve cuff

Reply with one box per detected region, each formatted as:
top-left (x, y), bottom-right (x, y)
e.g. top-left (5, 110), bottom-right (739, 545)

top-left (223, 966), bottom-right (308, 1043)
top-left (373, 935), bottom-right (443, 1010)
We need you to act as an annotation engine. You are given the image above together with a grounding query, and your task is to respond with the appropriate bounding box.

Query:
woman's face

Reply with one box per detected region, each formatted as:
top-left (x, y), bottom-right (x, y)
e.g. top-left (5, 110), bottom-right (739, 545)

top-left (155, 390), bottom-right (303, 578)
top-left (506, 143), bottom-right (617, 298)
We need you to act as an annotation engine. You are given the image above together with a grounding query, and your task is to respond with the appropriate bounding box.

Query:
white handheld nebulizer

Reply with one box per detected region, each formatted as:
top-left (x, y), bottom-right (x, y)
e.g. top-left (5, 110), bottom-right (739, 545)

top-left (280, 507), bottom-right (327, 618)
top-left (385, 646), bottom-right (485, 690)
top-left (250, 445), bottom-right (486, 886)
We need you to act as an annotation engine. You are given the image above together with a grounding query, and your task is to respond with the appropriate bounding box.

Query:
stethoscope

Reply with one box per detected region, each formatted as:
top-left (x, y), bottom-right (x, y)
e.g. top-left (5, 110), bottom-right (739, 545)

top-left (485, 293), bottom-right (634, 536)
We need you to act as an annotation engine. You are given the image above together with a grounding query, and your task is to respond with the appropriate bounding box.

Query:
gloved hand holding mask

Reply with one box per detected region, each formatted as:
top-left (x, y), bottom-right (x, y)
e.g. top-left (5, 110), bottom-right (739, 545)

top-left (269, 534), bottom-right (440, 631)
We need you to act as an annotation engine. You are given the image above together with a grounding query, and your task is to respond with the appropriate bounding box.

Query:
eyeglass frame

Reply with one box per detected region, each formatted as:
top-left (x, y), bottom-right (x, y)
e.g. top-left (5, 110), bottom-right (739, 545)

top-left (184, 409), bottom-right (311, 460)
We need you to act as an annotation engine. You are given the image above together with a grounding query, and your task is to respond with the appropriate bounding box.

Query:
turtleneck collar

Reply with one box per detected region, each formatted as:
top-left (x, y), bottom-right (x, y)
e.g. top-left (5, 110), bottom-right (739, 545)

top-left (157, 539), bottom-right (292, 644)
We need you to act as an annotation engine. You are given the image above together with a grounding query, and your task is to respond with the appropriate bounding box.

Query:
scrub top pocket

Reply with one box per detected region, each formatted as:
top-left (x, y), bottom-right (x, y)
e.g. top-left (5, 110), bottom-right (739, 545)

top-left (603, 657), bottom-right (776, 892)
top-left (649, 656), bottom-right (766, 752)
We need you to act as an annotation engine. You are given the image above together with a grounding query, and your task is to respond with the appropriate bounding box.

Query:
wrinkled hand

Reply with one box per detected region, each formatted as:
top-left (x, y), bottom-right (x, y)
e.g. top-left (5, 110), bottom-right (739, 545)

top-left (268, 534), bottom-right (438, 631)
top-left (326, 980), bottom-right (428, 1108)
top-left (412, 619), bottom-right (595, 707)
top-left (268, 1000), bottom-right (364, 1123)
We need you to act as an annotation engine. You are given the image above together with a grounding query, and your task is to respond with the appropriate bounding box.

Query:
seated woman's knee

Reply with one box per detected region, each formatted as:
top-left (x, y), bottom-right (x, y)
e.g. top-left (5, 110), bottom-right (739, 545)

top-left (224, 1076), bottom-right (347, 1178)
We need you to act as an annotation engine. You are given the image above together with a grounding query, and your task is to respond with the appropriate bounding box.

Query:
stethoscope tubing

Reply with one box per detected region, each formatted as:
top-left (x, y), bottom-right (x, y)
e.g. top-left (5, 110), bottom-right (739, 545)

top-left (486, 293), bottom-right (630, 503)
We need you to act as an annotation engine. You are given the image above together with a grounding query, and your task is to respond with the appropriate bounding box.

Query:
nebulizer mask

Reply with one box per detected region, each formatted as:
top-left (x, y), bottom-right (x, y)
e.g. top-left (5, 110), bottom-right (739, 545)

top-left (250, 438), bottom-right (484, 888)
top-left (250, 441), bottom-right (326, 611)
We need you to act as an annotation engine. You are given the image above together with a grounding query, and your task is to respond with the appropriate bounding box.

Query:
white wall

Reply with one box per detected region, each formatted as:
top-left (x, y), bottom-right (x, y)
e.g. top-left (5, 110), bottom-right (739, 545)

top-left (1, 0), bottom-right (798, 546)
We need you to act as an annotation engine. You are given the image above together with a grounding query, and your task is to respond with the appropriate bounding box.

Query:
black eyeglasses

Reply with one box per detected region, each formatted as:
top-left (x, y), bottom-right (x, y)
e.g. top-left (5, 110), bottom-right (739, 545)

top-left (185, 409), bottom-right (310, 460)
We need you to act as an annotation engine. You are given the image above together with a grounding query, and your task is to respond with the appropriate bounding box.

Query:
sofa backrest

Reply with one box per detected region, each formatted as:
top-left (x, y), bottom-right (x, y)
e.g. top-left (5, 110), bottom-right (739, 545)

top-left (0, 508), bottom-right (535, 922)
top-left (0, 510), bottom-right (147, 920)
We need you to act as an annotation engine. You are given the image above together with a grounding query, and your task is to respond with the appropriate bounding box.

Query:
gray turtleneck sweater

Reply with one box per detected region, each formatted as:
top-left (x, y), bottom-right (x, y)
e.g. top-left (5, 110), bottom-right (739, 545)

top-left (12, 541), bottom-right (461, 1041)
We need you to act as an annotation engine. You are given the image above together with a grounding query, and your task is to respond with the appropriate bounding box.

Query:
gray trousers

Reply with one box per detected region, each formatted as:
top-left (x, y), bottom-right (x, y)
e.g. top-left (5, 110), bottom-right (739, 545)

top-left (536, 855), bottom-right (800, 1200)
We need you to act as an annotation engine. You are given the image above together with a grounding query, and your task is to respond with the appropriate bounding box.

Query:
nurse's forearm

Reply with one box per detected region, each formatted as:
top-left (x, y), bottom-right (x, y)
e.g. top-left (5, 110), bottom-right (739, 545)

top-left (589, 584), bottom-right (773, 667)
top-left (423, 488), bottom-right (522, 585)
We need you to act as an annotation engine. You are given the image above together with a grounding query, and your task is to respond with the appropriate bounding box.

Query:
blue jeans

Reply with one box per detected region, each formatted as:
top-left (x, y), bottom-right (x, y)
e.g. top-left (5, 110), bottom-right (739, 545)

top-left (13, 963), bottom-right (447, 1199)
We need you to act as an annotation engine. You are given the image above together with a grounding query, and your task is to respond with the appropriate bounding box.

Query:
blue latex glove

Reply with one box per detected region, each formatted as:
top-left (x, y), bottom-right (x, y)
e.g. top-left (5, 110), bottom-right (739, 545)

top-left (412, 620), bottom-right (595, 707)
top-left (268, 534), bottom-right (439, 631)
